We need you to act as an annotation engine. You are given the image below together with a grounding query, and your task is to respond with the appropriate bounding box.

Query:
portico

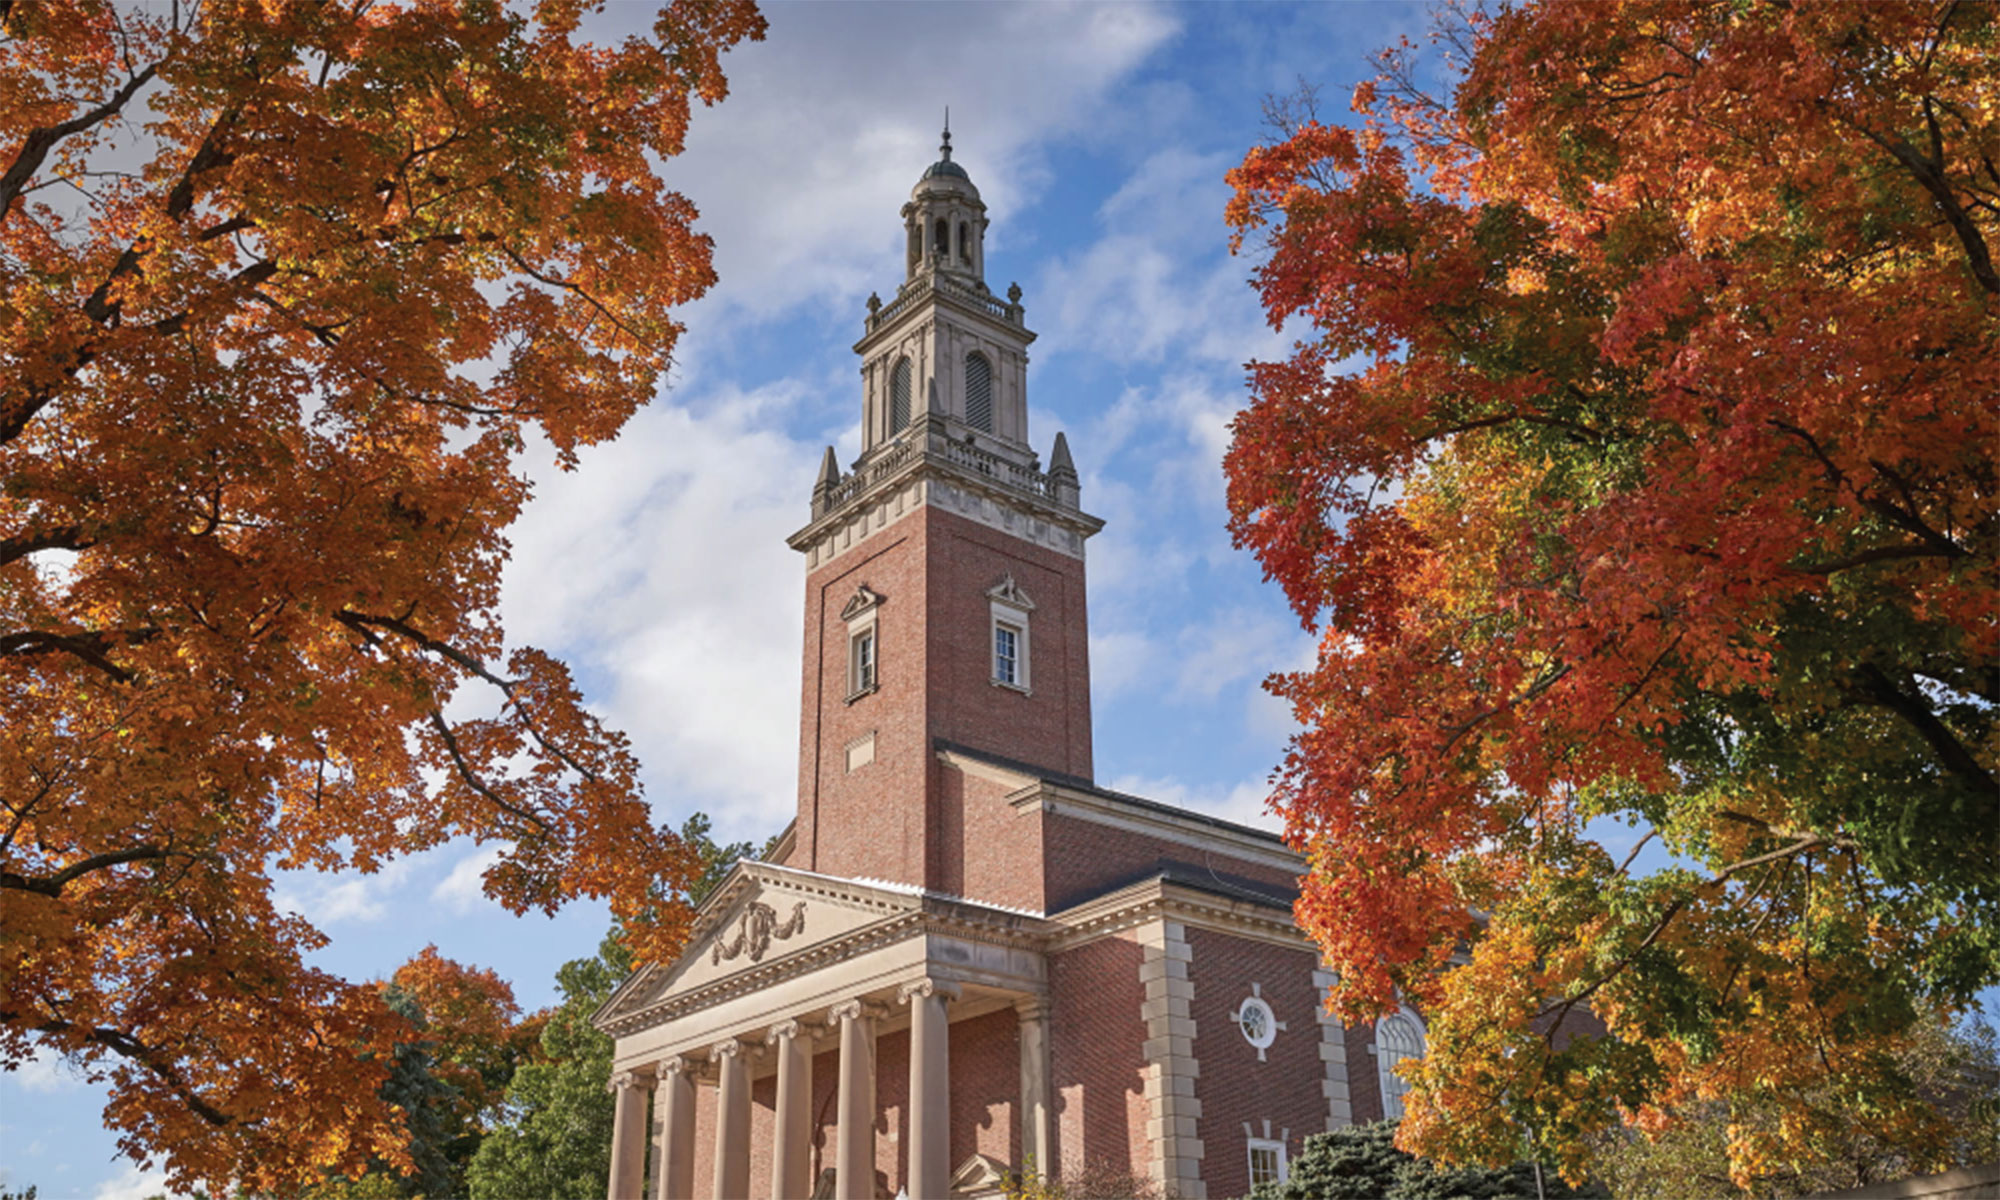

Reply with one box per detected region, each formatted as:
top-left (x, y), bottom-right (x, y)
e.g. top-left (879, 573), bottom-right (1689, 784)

top-left (597, 863), bottom-right (1055, 1200)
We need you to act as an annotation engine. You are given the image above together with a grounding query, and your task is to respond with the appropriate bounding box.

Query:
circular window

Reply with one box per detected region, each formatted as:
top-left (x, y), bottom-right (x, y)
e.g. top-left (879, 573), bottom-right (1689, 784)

top-left (1237, 995), bottom-right (1277, 1050)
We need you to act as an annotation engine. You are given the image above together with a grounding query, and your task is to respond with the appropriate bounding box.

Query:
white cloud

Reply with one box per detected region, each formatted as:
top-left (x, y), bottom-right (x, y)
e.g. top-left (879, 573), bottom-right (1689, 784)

top-left (273, 858), bottom-right (415, 927)
top-left (93, 1164), bottom-right (173, 1200)
top-left (1105, 772), bottom-right (1280, 833)
top-left (431, 845), bottom-right (506, 916)
top-left (605, 1), bottom-right (1182, 325)
top-left (10, 1045), bottom-right (85, 1093)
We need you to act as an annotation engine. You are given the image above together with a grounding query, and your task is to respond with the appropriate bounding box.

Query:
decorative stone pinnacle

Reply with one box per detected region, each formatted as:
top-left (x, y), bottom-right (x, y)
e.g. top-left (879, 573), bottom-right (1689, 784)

top-left (1007, 281), bottom-right (1023, 305)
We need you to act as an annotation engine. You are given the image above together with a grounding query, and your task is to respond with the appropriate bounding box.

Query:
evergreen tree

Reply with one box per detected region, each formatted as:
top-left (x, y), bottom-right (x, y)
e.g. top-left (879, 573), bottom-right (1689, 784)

top-left (1249, 1122), bottom-right (1605, 1200)
top-left (466, 934), bottom-right (631, 1200)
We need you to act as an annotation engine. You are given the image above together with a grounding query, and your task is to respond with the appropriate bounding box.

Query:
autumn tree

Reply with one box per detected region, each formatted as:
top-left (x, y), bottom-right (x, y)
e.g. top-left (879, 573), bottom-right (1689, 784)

top-left (1225, 0), bottom-right (1996, 1189)
top-left (0, 0), bottom-right (763, 1192)
top-left (1590, 1013), bottom-right (2000, 1199)
top-left (465, 932), bottom-right (630, 1200)
top-left (464, 819), bottom-right (765, 1200)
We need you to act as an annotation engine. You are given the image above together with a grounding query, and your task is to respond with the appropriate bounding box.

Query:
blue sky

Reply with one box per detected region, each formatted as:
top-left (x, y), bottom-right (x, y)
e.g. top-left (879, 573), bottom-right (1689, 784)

top-left (0, 3), bottom-right (1446, 1194)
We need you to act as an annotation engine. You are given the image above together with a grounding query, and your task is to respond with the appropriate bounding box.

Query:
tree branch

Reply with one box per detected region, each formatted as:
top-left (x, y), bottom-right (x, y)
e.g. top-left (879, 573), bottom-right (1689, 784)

top-left (0, 844), bottom-right (180, 897)
top-left (0, 525), bottom-right (92, 569)
top-left (0, 62), bottom-right (160, 219)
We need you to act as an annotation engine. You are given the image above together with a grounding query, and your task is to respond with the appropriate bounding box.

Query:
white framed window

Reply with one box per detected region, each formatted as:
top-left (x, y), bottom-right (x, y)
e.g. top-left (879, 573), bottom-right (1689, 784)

top-left (850, 627), bottom-right (877, 697)
top-left (1237, 995), bottom-right (1276, 1051)
top-left (841, 584), bottom-right (883, 702)
top-left (1375, 1009), bottom-right (1426, 1119)
top-left (993, 621), bottom-right (1021, 685)
top-left (1247, 1139), bottom-right (1287, 1188)
top-left (986, 576), bottom-right (1034, 693)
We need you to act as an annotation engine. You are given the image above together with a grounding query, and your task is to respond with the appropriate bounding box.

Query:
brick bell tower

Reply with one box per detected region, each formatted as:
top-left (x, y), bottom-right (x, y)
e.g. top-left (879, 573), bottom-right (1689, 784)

top-left (785, 125), bottom-right (1104, 889)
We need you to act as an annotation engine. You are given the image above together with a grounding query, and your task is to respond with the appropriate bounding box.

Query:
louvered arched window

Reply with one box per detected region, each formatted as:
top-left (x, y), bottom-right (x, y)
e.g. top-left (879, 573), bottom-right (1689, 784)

top-left (965, 352), bottom-right (993, 433)
top-left (890, 357), bottom-right (913, 433)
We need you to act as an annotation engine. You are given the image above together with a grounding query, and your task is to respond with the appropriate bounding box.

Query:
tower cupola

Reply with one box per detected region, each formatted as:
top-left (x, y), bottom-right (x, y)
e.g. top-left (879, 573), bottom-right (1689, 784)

top-left (903, 120), bottom-right (987, 285)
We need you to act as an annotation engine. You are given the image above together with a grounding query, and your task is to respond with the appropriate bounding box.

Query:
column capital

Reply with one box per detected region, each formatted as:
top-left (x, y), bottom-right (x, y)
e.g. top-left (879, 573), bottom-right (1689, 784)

top-left (655, 1054), bottom-right (692, 1080)
top-left (710, 1037), bottom-right (747, 1062)
top-left (608, 1068), bottom-right (650, 1092)
top-left (766, 1018), bottom-right (803, 1044)
top-left (899, 977), bottom-right (962, 1004)
top-left (1015, 995), bottom-right (1051, 1022)
top-left (827, 998), bottom-right (890, 1025)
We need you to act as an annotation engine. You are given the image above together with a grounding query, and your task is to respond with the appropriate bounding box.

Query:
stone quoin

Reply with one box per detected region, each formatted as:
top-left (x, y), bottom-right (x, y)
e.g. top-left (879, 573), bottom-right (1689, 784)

top-left (592, 126), bottom-right (1426, 1200)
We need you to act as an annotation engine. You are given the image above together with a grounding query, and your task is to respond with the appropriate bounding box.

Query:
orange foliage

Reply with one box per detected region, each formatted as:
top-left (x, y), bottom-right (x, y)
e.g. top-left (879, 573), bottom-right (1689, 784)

top-left (1227, 0), bottom-right (1996, 1185)
top-left (0, 0), bottom-right (763, 1191)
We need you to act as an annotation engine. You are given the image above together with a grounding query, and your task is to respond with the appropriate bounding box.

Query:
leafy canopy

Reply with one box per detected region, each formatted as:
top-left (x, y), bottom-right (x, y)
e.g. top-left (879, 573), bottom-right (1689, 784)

top-left (0, 0), bottom-right (762, 1192)
top-left (1225, 0), bottom-right (1996, 1188)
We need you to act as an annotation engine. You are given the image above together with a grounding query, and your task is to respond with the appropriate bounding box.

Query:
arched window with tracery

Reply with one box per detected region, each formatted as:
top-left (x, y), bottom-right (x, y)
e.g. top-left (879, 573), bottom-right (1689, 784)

top-left (890, 357), bottom-right (913, 434)
top-left (964, 352), bottom-right (993, 433)
top-left (1375, 1011), bottom-right (1426, 1119)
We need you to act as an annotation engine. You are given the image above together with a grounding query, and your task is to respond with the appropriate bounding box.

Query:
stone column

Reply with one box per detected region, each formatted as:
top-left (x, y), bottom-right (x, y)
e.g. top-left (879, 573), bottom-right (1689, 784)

top-left (711, 1039), bottom-right (752, 1200)
top-left (768, 1020), bottom-right (813, 1200)
top-left (607, 1069), bottom-right (650, 1200)
top-left (831, 999), bottom-right (883, 1200)
top-left (653, 1056), bottom-right (695, 1200)
top-left (1016, 997), bottom-right (1054, 1181)
top-left (901, 979), bottom-right (959, 1199)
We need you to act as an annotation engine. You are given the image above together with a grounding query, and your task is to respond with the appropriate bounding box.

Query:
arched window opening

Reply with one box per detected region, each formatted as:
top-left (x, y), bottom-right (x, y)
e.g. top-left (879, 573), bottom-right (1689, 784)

top-left (934, 218), bottom-right (949, 263)
top-left (957, 221), bottom-right (970, 264)
top-left (965, 352), bottom-right (993, 433)
top-left (890, 357), bottom-right (913, 434)
top-left (1375, 1012), bottom-right (1426, 1119)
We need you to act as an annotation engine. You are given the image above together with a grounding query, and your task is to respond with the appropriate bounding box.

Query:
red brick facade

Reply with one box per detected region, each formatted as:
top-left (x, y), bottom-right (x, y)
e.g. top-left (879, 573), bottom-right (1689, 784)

top-left (795, 504), bottom-right (1091, 892)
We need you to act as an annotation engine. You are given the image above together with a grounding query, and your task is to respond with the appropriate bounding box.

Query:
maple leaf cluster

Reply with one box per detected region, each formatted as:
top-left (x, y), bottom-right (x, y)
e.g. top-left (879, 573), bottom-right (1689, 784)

top-left (1226, 0), bottom-right (1995, 1187)
top-left (1, 0), bottom-right (763, 1191)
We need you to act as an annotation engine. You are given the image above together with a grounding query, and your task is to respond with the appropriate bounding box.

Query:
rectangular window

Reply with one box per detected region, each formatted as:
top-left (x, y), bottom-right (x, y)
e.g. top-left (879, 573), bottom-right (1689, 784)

top-left (1248, 1140), bottom-right (1286, 1188)
top-left (993, 622), bottom-right (1019, 686)
top-left (850, 627), bottom-right (877, 697)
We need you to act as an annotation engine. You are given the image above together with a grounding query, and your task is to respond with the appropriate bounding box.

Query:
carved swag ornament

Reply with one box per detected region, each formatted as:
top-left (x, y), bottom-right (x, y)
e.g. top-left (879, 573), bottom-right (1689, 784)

top-left (712, 900), bottom-right (808, 965)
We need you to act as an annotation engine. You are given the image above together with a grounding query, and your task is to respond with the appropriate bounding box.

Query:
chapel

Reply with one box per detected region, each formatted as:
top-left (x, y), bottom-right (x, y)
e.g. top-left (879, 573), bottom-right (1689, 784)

top-left (592, 130), bottom-right (1427, 1200)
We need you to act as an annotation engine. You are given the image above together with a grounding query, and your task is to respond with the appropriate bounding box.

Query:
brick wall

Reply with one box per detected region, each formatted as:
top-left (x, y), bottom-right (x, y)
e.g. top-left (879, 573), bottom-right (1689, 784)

top-left (949, 1007), bottom-right (1022, 1171)
top-left (1049, 933), bottom-right (1150, 1184)
top-left (1184, 928), bottom-right (1328, 1199)
top-left (921, 507), bottom-right (1092, 782)
top-left (1042, 813), bottom-right (1299, 914)
top-left (935, 760), bottom-right (1046, 911)
top-left (797, 503), bottom-right (1093, 892)
top-left (798, 523), bottom-right (931, 885)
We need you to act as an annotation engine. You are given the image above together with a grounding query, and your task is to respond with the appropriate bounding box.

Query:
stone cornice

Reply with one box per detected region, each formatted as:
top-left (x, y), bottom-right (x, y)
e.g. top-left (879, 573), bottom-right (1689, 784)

top-left (787, 416), bottom-right (1103, 564)
top-left (1008, 778), bottom-right (1304, 876)
top-left (1046, 876), bottom-right (1314, 953)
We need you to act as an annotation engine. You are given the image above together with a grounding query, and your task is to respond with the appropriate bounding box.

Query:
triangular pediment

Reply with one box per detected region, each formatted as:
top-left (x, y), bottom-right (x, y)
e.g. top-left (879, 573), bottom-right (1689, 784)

top-left (594, 863), bottom-right (923, 1030)
top-left (840, 584), bottom-right (884, 620)
top-left (950, 1153), bottom-right (1014, 1197)
top-left (985, 574), bottom-right (1034, 611)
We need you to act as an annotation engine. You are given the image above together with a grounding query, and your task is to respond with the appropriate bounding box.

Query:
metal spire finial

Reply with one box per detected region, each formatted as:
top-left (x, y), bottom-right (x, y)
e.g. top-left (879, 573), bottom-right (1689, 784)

top-left (940, 107), bottom-right (952, 160)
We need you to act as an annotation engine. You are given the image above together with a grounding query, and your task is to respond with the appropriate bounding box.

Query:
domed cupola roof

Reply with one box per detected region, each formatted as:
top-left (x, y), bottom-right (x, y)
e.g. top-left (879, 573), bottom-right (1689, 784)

top-left (912, 120), bottom-right (979, 200)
